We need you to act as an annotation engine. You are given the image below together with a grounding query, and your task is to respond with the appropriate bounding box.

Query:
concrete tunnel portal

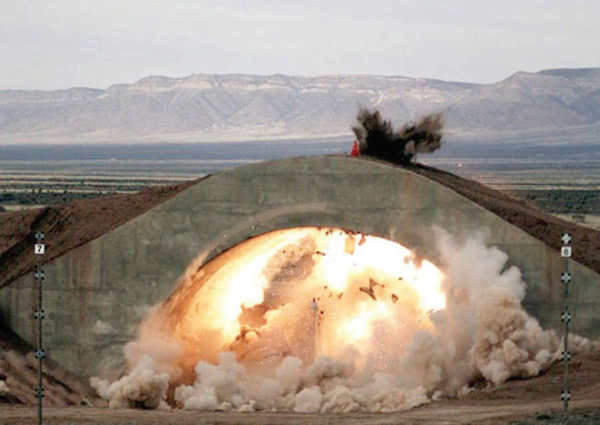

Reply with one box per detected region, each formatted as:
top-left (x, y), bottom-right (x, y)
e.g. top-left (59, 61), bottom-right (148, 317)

top-left (0, 155), bottom-right (598, 379)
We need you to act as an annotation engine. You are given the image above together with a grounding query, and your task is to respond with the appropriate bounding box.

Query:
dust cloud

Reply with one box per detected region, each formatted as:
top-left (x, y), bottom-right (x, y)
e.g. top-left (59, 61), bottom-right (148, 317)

top-left (91, 228), bottom-right (592, 413)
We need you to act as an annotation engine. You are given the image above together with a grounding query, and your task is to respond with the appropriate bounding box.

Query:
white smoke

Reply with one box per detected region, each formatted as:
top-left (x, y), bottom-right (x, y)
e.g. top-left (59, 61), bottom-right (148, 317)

top-left (92, 320), bottom-right (117, 335)
top-left (566, 334), bottom-right (600, 354)
top-left (0, 380), bottom-right (9, 395)
top-left (92, 230), bottom-right (595, 412)
top-left (91, 355), bottom-right (170, 410)
top-left (172, 352), bottom-right (431, 413)
top-left (422, 231), bottom-right (560, 389)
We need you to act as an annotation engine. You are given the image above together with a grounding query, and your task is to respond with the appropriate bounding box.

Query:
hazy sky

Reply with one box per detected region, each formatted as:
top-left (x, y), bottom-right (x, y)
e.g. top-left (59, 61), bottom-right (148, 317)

top-left (1, 0), bottom-right (598, 90)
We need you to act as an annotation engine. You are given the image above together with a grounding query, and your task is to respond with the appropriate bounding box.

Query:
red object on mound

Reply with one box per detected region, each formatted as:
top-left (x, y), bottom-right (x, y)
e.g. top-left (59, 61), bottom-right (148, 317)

top-left (351, 140), bottom-right (360, 157)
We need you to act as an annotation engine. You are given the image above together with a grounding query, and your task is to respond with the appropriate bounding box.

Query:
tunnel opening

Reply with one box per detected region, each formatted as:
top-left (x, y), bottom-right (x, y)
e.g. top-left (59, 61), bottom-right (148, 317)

top-left (156, 226), bottom-right (446, 379)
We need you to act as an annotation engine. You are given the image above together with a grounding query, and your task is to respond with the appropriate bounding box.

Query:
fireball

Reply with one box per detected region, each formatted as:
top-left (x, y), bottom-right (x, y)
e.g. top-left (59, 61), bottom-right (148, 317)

top-left (156, 227), bottom-right (446, 377)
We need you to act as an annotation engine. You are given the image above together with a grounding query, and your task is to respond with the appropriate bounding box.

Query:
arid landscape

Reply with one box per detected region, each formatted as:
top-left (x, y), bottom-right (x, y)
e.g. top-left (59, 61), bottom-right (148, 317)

top-left (0, 128), bottom-right (598, 425)
top-left (2, 1), bottom-right (600, 422)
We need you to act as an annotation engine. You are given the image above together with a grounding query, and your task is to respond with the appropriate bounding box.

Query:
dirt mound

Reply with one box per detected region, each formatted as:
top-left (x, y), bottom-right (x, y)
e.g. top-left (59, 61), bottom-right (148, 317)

top-left (407, 161), bottom-right (598, 273)
top-left (0, 178), bottom-right (203, 288)
top-left (0, 317), bottom-right (97, 406)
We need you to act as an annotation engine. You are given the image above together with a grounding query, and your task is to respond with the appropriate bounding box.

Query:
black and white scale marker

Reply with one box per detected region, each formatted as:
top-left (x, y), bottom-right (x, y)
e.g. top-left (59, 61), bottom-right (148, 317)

top-left (34, 233), bottom-right (45, 425)
top-left (560, 233), bottom-right (572, 413)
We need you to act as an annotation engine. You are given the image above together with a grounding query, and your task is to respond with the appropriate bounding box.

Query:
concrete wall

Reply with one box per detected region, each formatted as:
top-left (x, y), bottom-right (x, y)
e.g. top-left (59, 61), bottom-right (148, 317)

top-left (1, 156), bottom-right (598, 378)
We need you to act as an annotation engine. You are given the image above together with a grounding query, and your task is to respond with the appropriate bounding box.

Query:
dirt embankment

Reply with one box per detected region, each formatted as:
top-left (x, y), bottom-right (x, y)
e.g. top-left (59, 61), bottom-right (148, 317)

top-left (0, 317), bottom-right (96, 407)
top-left (408, 162), bottom-right (600, 273)
top-left (0, 179), bottom-right (203, 289)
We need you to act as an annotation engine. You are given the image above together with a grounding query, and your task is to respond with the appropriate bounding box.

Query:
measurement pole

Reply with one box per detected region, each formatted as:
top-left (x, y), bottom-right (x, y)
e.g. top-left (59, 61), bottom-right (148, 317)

top-left (560, 233), bottom-right (572, 413)
top-left (34, 233), bottom-right (46, 425)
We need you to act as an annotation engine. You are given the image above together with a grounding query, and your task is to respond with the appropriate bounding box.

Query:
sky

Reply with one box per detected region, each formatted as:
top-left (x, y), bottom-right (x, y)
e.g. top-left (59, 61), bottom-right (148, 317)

top-left (1, 0), bottom-right (599, 90)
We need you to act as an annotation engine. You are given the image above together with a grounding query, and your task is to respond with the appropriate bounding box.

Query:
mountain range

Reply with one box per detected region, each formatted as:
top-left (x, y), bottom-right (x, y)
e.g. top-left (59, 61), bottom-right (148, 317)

top-left (1, 68), bottom-right (599, 144)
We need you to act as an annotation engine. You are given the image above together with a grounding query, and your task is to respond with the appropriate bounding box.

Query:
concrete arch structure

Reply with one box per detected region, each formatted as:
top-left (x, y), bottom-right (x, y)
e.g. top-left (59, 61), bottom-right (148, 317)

top-left (1, 156), bottom-right (598, 377)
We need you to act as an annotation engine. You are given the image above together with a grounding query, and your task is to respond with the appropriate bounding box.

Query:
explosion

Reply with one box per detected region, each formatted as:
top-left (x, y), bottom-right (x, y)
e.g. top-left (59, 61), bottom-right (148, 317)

top-left (352, 108), bottom-right (444, 164)
top-left (92, 228), bottom-right (566, 412)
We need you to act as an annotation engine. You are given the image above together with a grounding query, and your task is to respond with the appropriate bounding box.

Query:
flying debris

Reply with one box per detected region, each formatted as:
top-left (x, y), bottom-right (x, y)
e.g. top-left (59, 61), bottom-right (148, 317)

top-left (359, 278), bottom-right (380, 301)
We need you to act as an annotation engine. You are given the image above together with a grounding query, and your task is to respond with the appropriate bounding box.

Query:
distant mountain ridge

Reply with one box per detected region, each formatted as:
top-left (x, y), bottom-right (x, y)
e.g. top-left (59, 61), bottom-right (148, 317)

top-left (1, 68), bottom-right (600, 144)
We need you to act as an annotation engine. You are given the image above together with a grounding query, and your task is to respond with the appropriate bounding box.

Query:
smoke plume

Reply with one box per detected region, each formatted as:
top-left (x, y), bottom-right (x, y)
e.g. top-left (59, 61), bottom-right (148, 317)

top-left (352, 108), bottom-right (443, 164)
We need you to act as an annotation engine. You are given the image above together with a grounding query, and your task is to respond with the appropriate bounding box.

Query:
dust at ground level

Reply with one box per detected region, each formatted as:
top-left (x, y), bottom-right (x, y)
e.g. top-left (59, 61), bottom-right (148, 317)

top-left (2, 349), bottom-right (600, 424)
top-left (0, 400), bottom-right (599, 424)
